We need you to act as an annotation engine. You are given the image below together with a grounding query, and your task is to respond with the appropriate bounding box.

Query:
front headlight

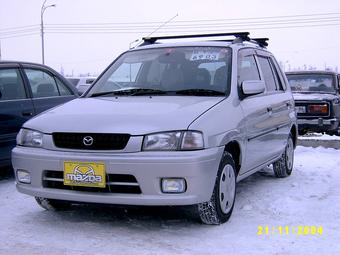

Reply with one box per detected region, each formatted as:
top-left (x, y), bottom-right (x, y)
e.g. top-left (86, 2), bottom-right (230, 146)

top-left (17, 129), bottom-right (43, 147)
top-left (142, 131), bottom-right (204, 151)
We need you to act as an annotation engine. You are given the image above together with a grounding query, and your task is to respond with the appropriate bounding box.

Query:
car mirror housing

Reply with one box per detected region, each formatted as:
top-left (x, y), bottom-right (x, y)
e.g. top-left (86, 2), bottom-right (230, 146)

top-left (241, 80), bottom-right (266, 96)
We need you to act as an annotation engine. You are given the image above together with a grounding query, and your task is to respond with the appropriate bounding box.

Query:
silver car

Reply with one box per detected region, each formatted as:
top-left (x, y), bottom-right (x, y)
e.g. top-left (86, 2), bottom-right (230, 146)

top-left (12, 32), bottom-right (297, 225)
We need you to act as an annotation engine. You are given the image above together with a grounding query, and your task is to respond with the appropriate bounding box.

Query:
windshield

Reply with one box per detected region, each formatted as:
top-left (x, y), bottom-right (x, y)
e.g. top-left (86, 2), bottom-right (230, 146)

top-left (287, 74), bottom-right (336, 93)
top-left (87, 47), bottom-right (231, 97)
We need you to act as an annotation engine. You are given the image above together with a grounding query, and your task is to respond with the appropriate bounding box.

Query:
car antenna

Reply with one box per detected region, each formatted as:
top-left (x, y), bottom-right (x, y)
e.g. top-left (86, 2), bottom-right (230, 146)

top-left (129, 13), bottom-right (179, 49)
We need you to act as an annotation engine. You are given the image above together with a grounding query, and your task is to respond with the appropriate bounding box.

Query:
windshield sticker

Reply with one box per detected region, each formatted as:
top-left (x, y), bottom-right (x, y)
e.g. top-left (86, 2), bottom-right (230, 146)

top-left (190, 50), bottom-right (220, 61)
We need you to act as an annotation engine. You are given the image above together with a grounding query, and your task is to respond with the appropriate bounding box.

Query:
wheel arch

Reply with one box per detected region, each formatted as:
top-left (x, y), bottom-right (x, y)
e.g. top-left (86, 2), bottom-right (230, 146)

top-left (224, 141), bottom-right (242, 176)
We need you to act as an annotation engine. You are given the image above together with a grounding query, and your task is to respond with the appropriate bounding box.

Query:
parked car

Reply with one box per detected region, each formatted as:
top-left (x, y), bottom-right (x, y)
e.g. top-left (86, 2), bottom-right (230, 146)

top-left (12, 32), bottom-right (297, 225)
top-left (0, 61), bottom-right (78, 167)
top-left (286, 71), bottom-right (340, 135)
top-left (67, 76), bottom-right (97, 94)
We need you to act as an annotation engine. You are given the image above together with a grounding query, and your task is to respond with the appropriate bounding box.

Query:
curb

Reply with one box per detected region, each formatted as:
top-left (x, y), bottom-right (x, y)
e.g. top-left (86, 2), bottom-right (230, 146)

top-left (297, 139), bottom-right (340, 149)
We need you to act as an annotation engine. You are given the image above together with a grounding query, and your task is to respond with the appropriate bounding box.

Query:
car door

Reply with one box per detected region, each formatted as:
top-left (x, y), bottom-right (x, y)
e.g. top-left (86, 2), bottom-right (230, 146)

top-left (22, 67), bottom-right (76, 114)
top-left (238, 49), bottom-right (274, 173)
top-left (256, 53), bottom-right (293, 160)
top-left (0, 66), bottom-right (35, 165)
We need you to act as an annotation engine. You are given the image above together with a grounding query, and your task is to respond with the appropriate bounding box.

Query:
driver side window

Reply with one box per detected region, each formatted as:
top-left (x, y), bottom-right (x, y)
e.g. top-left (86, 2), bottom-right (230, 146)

top-left (238, 55), bottom-right (260, 86)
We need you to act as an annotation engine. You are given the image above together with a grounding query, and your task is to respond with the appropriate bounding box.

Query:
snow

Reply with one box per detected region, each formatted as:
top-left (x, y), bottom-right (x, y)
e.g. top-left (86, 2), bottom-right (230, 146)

top-left (1, 146), bottom-right (340, 255)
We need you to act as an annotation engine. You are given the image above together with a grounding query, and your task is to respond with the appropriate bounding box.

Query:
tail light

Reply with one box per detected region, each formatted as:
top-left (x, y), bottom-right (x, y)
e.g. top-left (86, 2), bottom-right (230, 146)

top-left (307, 104), bottom-right (328, 114)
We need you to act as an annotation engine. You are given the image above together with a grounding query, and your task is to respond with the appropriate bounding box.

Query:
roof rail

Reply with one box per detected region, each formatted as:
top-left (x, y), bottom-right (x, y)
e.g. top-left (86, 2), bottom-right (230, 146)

top-left (140, 32), bottom-right (269, 48)
top-left (142, 32), bottom-right (250, 44)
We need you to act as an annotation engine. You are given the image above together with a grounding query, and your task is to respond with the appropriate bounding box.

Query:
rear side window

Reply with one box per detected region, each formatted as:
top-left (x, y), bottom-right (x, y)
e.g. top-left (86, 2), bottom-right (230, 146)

top-left (238, 55), bottom-right (260, 85)
top-left (0, 68), bottom-right (26, 100)
top-left (257, 57), bottom-right (277, 92)
top-left (24, 69), bottom-right (59, 98)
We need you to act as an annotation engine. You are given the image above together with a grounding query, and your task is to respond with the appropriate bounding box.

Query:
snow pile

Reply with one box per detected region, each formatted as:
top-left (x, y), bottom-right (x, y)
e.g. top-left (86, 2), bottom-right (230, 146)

top-left (0, 146), bottom-right (339, 255)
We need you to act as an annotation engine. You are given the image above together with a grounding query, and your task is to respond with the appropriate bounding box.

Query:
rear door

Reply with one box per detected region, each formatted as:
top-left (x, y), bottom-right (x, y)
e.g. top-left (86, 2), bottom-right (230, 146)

top-left (22, 67), bottom-right (76, 114)
top-left (256, 52), bottom-right (293, 159)
top-left (0, 66), bottom-right (34, 164)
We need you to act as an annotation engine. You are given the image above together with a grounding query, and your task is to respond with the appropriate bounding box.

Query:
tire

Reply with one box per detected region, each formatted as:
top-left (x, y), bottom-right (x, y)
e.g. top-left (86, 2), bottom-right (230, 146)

top-left (35, 197), bottom-right (71, 211)
top-left (197, 152), bottom-right (237, 225)
top-left (273, 134), bottom-right (294, 178)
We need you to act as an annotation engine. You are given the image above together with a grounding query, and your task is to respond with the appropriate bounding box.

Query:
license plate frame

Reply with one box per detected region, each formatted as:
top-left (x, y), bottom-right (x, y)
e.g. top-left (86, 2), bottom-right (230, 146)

top-left (63, 161), bottom-right (106, 188)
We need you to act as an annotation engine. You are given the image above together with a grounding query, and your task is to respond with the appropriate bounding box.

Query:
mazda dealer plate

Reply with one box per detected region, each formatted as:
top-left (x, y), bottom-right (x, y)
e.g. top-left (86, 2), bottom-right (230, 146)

top-left (63, 161), bottom-right (106, 188)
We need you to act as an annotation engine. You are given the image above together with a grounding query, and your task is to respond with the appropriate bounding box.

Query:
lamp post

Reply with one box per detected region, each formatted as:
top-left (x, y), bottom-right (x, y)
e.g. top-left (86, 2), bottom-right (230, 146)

top-left (41, 0), bottom-right (55, 65)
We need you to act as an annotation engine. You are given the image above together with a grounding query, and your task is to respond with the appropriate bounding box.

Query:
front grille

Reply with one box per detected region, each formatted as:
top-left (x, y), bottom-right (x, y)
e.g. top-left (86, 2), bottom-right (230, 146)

top-left (52, 133), bottom-right (130, 150)
top-left (42, 170), bottom-right (141, 194)
top-left (295, 101), bottom-right (330, 118)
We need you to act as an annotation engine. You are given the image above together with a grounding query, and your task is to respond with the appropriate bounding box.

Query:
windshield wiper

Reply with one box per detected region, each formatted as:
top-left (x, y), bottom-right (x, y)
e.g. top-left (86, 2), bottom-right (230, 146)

top-left (90, 88), bottom-right (167, 97)
top-left (175, 89), bottom-right (226, 96)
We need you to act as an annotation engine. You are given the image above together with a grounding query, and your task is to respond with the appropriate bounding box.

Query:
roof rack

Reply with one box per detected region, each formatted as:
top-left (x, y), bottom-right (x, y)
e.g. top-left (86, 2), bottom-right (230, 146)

top-left (251, 38), bottom-right (269, 47)
top-left (140, 32), bottom-right (269, 48)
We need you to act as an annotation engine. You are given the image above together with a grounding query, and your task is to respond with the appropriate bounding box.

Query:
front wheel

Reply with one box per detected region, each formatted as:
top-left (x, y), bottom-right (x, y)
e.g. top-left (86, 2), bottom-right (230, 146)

top-left (273, 134), bottom-right (294, 178)
top-left (197, 152), bottom-right (236, 225)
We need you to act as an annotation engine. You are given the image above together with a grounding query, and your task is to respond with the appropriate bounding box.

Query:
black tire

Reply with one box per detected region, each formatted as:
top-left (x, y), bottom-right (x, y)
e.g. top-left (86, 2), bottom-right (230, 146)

top-left (197, 152), bottom-right (237, 225)
top-left (273, 134), bottom-right (294, 178)
top-left (35, 197), bottom-right (71, 211)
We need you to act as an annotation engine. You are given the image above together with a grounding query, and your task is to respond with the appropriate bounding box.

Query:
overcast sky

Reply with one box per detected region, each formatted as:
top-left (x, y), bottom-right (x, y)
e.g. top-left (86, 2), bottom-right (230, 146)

top-left (1, 0), bottom-right (340, 76)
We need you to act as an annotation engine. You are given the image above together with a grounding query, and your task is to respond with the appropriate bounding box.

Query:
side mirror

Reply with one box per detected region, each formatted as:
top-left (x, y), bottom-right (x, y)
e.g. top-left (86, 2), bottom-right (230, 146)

top-left (241, 80), bottom-right (266, 96)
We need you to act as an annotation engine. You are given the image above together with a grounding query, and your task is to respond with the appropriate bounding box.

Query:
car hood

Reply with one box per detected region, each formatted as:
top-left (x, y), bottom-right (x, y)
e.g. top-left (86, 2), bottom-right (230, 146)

top-left (293, 93), bottom-right (338, 101)
top-left (24, 97), bottom-right (225, 135)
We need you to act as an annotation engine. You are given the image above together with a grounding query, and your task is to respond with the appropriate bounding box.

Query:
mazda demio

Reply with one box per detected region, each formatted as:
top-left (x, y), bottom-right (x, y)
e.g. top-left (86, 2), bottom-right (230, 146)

top-left (12, 32), bottom-right (297, 224)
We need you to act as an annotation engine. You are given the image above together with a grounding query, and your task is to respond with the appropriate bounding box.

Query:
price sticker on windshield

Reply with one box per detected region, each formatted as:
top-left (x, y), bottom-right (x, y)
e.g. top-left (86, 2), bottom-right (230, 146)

top-left (190, 50), bottom-right (220, 61)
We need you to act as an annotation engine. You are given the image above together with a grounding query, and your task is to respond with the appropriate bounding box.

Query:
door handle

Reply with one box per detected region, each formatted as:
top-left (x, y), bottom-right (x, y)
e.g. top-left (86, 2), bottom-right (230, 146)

top-left (22, 111), bottom-right (33, 117)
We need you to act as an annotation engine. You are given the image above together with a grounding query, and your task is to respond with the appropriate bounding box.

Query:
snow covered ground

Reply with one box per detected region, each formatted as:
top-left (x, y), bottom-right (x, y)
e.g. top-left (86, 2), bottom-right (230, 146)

top-left (0, 146), bottom-right (339, 255)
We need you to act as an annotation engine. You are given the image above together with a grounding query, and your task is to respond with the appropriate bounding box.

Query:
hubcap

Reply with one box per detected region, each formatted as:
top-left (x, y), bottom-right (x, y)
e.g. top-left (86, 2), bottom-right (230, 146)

top-left (219, 164), bottom-right (236, 214)
top-left (286, 137), bottom-right (294, 170)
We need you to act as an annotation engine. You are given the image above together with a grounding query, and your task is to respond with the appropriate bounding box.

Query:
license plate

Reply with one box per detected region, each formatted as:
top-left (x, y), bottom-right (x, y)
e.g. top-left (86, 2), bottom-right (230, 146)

top-left (63, 161), bottom-right (106, 188)
top-left (295, 106), bottom-right (306, 113)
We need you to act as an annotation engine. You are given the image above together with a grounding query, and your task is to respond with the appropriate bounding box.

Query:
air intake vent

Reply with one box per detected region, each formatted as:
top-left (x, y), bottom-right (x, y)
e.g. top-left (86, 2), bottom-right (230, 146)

top-left (43, 170), bottom-right (142, 194)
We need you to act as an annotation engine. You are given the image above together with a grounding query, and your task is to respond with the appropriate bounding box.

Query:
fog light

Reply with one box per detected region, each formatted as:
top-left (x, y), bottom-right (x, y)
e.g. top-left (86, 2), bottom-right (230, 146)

top-left (17, 170), bottom-right (31, 184)
top-left (161, 178), bottom-right (186, 193)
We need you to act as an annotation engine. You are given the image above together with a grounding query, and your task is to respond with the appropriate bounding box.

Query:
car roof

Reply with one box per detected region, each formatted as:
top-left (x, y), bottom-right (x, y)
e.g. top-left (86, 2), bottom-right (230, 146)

top-left (0, 60), bottom-right (49, 67)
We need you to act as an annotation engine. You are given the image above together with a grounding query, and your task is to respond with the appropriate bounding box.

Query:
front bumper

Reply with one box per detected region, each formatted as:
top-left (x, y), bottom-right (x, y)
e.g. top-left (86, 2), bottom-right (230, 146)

top-left (297, 118), bottom-right (339, 133)
top-left (12, 146), bottom-right (224, 206)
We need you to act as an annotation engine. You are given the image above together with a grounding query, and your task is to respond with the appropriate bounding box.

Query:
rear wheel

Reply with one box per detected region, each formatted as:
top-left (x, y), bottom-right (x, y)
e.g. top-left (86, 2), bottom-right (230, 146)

top-left (273, 134), bottom-right (294, 178)
top-left (35, 197), bottom-right (71, 211)
top-left (197, 152), bottom-right (236, 225)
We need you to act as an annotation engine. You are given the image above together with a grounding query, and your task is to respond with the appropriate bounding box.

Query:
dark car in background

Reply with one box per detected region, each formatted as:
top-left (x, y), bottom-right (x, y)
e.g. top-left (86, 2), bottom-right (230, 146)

top-left (0, 61), bottom-right (78, 167)
top-left (286, 71), bottom-right (340, 135)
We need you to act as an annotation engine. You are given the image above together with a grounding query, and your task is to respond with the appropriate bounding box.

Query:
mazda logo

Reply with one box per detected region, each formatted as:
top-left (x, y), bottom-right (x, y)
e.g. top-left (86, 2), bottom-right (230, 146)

top-left (83, 136), bottom-right (94, 146)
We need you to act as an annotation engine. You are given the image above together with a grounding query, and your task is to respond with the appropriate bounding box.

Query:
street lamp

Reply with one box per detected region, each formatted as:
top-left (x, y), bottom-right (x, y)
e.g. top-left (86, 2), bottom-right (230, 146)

top-left (40, 0), bottom-right (56, 65)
